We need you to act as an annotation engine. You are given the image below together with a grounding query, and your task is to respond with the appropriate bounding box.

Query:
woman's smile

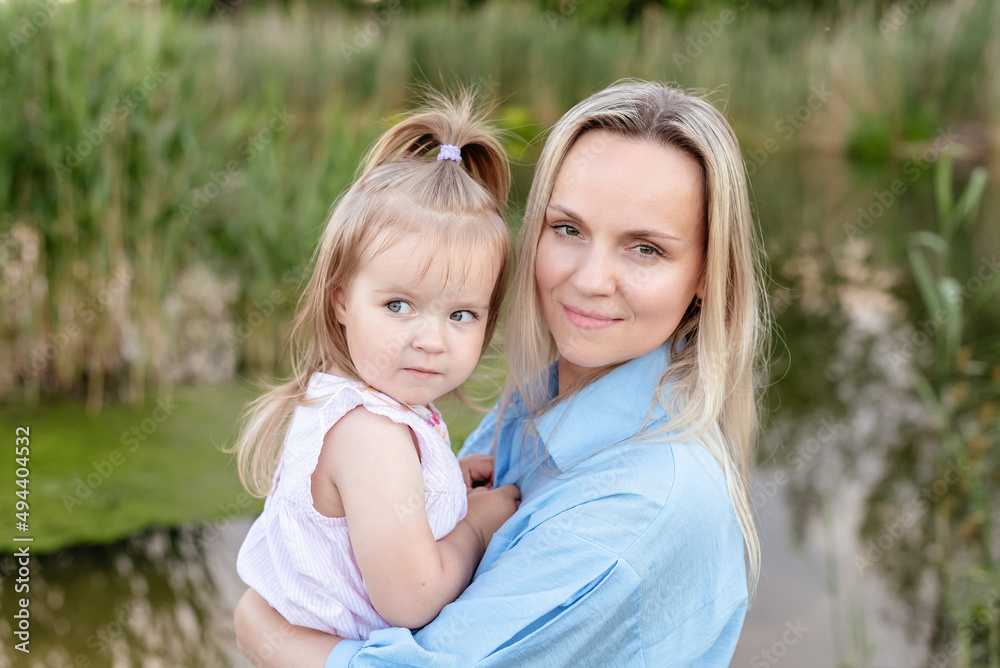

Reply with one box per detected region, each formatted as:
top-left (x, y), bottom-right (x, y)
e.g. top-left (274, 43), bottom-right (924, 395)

top-left (561, 304), bottom-right (623, 330)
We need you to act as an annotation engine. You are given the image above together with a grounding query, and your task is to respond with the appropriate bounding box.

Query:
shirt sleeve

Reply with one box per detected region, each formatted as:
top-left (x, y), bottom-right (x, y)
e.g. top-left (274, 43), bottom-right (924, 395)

top-left (324, 512), bottom-right (642, 666)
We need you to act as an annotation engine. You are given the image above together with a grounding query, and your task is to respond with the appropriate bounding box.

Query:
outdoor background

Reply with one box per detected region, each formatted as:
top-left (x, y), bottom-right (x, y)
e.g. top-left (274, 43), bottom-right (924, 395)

top-left (1, 0), bottom-right (998, 665)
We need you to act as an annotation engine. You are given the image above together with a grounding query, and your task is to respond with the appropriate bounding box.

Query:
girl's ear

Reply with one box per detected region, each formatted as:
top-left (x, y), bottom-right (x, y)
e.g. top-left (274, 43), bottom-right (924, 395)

top-left (333, 288), bottom-right (347, 323)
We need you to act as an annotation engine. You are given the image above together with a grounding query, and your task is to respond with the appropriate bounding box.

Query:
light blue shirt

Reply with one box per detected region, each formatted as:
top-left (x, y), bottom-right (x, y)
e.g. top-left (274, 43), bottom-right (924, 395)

top-left (326, 344), bottom-right (748, 667)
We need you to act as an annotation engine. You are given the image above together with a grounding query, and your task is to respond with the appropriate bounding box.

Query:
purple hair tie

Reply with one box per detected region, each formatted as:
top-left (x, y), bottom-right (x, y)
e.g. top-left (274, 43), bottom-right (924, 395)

top-left (437, 144), bottom-right (462, 163)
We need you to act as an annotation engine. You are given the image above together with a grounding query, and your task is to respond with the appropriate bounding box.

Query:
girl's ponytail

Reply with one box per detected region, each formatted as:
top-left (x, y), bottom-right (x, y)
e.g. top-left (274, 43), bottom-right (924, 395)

top-left (360, 89), bottom-right (510, 211)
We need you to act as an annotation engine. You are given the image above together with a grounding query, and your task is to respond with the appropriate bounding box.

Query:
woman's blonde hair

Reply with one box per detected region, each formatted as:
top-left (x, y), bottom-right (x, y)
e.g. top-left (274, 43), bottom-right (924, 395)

top-left (505, 80), bottom-right (766, 594)
top-left (233, 90), bottom-right (511, 497)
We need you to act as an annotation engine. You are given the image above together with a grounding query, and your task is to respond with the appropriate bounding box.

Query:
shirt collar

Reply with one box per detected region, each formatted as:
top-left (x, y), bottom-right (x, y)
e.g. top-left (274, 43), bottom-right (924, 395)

top-left (533, 342), bottom-right (672, 470)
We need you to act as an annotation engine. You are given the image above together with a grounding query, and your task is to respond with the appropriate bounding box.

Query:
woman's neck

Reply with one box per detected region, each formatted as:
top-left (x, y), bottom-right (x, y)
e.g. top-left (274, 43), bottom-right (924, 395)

top-left (556, 358), bottom-right (622, 396)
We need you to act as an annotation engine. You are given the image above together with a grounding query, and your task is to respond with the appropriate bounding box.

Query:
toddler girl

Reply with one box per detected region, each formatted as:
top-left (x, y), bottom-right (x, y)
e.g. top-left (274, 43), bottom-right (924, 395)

top-left (234, 93), bottom-right (519, 640)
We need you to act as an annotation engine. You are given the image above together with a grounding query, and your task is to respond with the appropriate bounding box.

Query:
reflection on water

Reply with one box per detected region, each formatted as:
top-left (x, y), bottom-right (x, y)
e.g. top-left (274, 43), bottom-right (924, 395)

top-left (735, 233), bottom-right (942, 667)
top-left (733, 149), bottom-right (999, 666)
top-left (0, 521), bottom-right (250, 667)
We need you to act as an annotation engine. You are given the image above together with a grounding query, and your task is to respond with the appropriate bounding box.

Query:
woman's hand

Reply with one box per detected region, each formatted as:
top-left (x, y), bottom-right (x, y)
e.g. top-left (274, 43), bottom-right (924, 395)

top-left (459, 454), bottom-right (495, 490)
top-left (234, 588), bottom-right (342, 667)
top-left (462, 484), bottom-right (520, 548)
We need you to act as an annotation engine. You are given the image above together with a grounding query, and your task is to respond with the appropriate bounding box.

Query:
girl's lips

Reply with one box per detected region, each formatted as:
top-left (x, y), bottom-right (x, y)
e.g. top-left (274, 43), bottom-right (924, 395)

top-left (562, 305), bottom-right (622, 330)
top-left (404, 368), bottom-right (440, 379)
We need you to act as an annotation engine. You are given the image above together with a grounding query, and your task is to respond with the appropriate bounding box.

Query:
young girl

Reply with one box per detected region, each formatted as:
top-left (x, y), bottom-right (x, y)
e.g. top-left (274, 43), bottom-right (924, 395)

top-left (233, 93), bottom-right (520, 641)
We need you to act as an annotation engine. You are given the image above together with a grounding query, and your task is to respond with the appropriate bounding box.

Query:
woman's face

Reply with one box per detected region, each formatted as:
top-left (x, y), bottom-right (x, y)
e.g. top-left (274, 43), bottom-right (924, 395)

top-left (535, 130), bottom-right (706, 390)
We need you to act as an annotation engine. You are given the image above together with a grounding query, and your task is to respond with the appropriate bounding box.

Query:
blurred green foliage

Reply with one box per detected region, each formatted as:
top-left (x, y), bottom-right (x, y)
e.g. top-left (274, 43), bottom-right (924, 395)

top-left (163, 0), bottom-right (961, 23)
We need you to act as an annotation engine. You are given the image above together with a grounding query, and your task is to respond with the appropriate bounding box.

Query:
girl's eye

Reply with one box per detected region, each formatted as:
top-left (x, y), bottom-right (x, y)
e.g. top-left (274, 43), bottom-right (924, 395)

top-left (450, 310), bottom-right (477, 323)
top-left (386, 300), bottom-right (413, 314)
top-left (552, 223), bottom-right (581, 237)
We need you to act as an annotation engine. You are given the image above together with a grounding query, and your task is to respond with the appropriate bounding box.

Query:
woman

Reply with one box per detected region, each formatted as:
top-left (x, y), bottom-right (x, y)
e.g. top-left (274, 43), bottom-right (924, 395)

top-left (234, 79), bottom-right (766, 666)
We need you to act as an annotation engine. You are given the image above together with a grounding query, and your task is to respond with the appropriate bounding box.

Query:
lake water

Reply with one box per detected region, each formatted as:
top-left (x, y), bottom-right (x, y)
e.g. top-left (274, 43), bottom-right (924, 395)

top-left (2, 152), bottom-right (997, 666)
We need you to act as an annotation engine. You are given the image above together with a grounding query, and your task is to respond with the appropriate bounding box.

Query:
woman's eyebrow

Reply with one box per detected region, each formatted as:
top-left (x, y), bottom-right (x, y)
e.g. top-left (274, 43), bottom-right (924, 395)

top-left (623, 228), bottom-right (683, 243)
top-left (546, 203), bottom-right (585, 222)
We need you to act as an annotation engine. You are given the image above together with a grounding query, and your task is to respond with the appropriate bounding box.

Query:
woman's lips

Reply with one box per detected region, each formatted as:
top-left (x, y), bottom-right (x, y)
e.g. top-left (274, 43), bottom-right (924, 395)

top-left (562, 304), bottom-right (622, 330)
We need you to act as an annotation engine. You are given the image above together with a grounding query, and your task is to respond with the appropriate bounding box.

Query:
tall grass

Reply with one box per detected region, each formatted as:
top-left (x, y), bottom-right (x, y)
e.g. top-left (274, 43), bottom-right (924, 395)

top-left (905, 157), bottom-right (1000, 665)
top-left (0, 0), bottom-right (996, 410)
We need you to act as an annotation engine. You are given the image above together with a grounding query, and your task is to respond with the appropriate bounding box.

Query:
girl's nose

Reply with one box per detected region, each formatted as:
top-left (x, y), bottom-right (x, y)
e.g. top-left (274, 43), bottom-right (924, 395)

top-left (570, 246), bottom-right (617, 297)
top-left (412, 317), bottom-right (447, 354)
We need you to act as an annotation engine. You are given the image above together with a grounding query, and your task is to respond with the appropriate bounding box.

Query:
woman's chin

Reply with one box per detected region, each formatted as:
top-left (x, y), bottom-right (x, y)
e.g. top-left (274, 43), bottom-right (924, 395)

top-left (556, 351), bottom-right (620, 385)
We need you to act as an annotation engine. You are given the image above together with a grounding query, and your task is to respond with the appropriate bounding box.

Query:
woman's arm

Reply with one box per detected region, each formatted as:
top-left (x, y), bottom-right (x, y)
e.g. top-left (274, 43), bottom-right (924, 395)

top-left (234, 508), bottom-right (634, 668)
top-left (316, 407), bottom-right (517, 629)
top-left (320, 442), bottom-right (748, 666)
top-left (234, 589), bottom-right (341, 667)
top-left (238, 491), bottom-right (745, 667)
top-left (239, 431), bottom-right (746, 666)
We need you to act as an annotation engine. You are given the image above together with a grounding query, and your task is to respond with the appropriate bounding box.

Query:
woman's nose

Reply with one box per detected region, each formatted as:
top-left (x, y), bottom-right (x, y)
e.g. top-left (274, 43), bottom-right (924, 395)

top-left (412, 317), bottom-right (447, 354)
top-left (570, 246), bottom-right (617, 297)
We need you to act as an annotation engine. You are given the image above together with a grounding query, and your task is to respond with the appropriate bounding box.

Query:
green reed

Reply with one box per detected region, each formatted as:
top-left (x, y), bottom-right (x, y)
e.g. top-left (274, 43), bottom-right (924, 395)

top-left (905, 156), bottom-right (999, 666)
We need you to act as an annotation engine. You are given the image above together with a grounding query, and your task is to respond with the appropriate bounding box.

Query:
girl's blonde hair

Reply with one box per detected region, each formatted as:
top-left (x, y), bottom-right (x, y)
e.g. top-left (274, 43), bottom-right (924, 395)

top-left (233, 91), bottom-right (511, 498)
top-left (505, 80), bottom-right (767, 594)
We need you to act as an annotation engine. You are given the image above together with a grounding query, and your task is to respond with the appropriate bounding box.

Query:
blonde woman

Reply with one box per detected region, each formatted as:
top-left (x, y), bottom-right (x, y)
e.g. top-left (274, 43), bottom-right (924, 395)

top-left (235, 80), bottom-right (766, 666)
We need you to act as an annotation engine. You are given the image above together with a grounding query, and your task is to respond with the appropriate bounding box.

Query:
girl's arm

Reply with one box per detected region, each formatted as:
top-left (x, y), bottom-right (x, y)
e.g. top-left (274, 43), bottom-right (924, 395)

top-left (315, 406), bottom-right (517, 629)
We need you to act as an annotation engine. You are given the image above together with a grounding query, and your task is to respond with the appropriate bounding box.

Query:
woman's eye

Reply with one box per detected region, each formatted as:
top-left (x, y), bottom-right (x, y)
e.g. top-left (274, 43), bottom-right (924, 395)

top-left (553, 223), bottom-right (580, 237)
top-left (450, 310), bottom-right (477, 323)
top-left (637, 244), bottom-right (661, 256)
top-left (386, 300), bottom-right (413, 314)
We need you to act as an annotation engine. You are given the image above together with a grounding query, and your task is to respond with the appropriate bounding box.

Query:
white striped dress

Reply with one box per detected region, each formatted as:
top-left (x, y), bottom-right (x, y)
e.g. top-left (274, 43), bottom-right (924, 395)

top-left (236, 372), bottom-right (468, 640)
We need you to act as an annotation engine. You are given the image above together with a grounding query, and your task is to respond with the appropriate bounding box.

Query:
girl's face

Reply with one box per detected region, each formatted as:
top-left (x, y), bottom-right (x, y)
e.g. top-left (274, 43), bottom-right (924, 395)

top-left (335, 233), bottom-right (499, 406)
top-left (535, 130), bottom-right (706, 391)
